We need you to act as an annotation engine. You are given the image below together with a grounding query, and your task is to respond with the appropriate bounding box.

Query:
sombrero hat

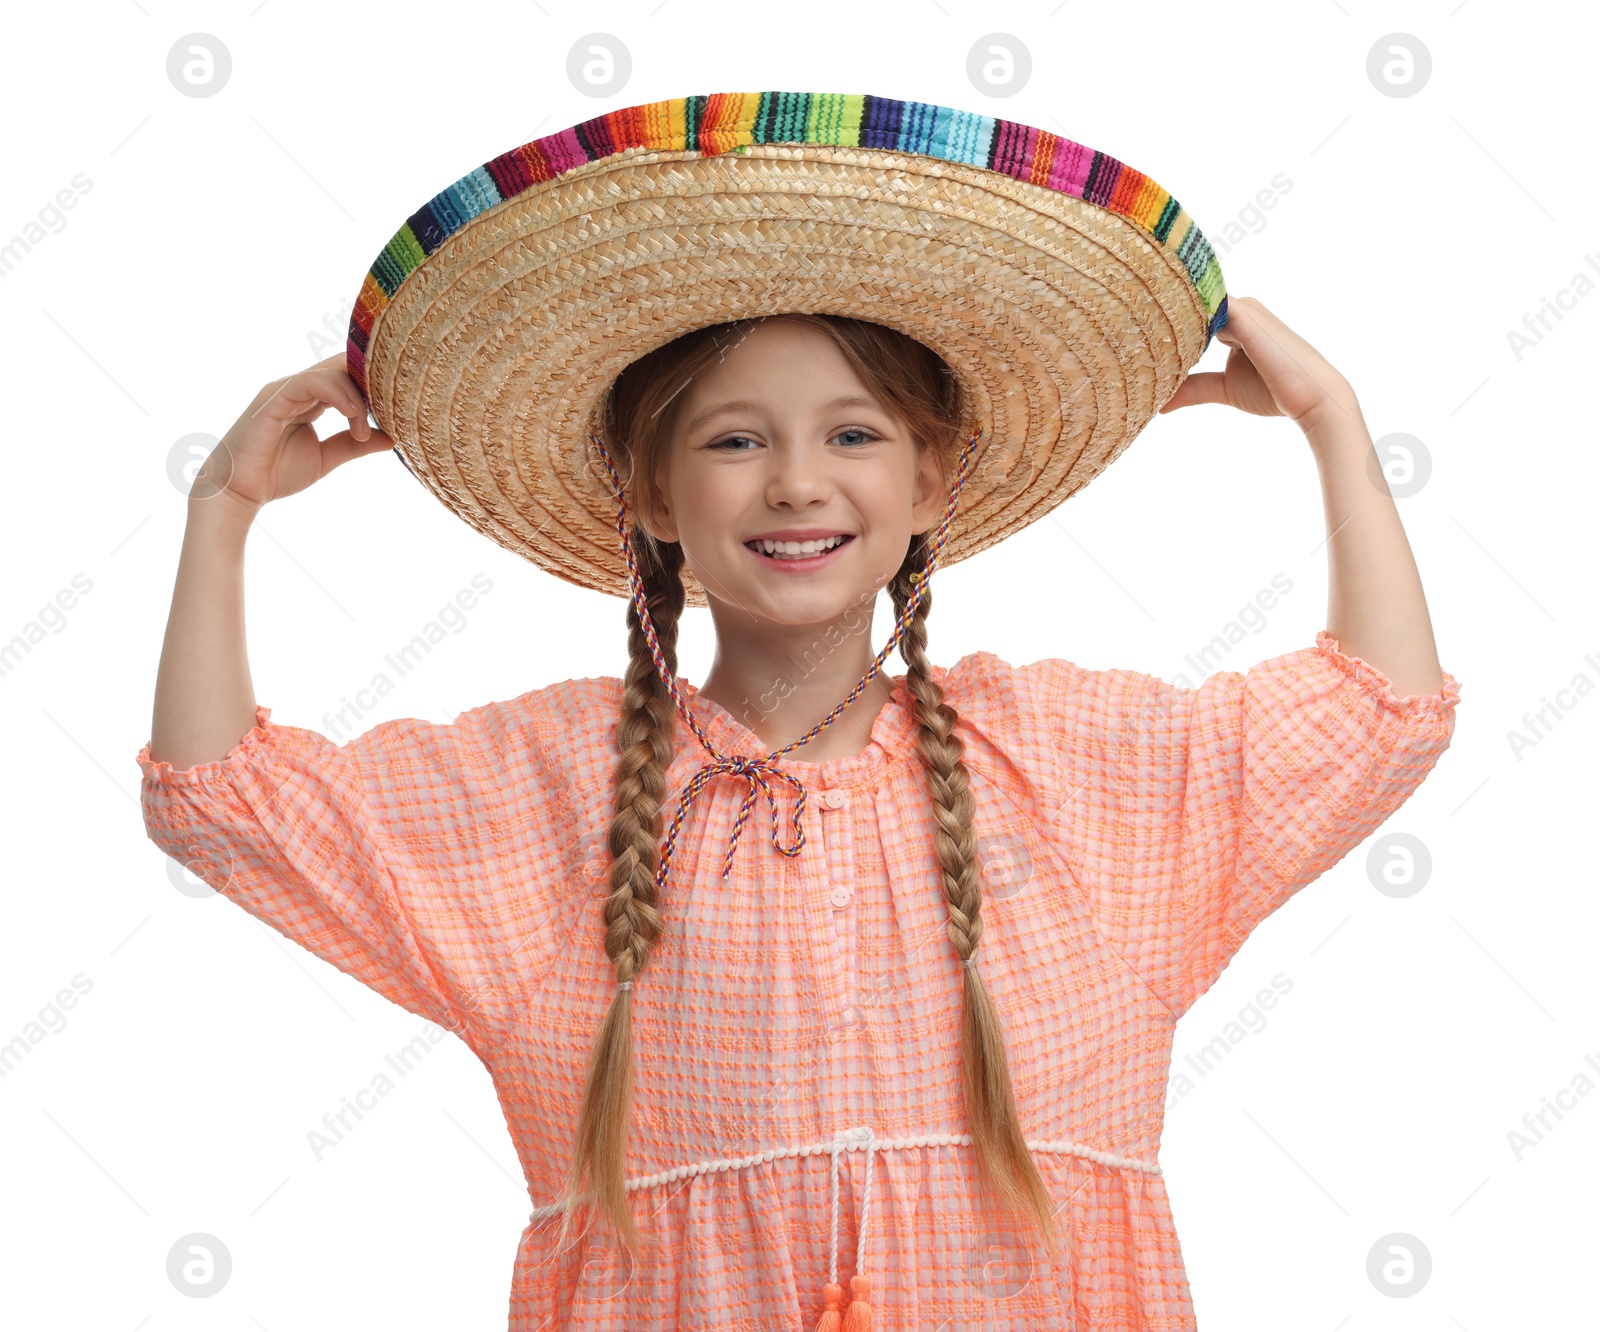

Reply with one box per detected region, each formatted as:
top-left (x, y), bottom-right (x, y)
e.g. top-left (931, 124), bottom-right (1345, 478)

top-left (345, 90), bottom-right (1228, 608)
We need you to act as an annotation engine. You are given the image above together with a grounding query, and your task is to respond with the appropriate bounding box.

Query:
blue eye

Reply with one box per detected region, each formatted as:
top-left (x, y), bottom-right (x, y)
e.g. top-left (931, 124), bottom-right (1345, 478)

top-left (834, 428), bottom-right (878, 447)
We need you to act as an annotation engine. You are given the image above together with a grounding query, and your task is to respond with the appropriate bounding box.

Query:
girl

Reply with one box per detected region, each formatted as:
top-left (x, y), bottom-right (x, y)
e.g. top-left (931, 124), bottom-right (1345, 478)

top-left (138, 93), bottom-right (1460, 1331)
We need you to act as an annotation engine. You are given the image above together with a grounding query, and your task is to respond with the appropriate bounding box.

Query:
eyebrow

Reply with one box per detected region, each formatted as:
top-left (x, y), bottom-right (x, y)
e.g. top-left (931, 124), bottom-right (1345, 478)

top-left (681, 394), bottom-right (885, 435)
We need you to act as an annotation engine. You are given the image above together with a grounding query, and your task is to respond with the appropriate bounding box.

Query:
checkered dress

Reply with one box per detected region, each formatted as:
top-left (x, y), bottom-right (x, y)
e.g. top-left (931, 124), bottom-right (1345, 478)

top-left (136, 632), bottom-right (1460, 1329)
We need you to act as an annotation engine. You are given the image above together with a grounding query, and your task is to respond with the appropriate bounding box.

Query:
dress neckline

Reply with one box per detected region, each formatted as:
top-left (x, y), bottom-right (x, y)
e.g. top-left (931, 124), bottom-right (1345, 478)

top-left (669, 668), bottom-right (940, 790)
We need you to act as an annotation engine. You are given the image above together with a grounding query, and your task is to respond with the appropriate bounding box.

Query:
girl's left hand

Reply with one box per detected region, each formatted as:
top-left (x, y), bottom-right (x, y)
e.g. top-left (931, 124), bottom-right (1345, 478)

top-left (1159, 296), bottom-right (1358, 432)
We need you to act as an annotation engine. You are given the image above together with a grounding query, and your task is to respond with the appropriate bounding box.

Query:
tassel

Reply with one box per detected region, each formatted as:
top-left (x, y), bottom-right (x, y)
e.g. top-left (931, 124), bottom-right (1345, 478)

top-left (813, 1280), bottom-right (845, 1332)
top-left (840, 1274), bottom-right (872, 1331)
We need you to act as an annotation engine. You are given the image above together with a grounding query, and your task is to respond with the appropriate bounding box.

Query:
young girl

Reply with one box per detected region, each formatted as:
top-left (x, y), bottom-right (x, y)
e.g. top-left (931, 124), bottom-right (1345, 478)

top-left (137, 93), bottom-right (1460, 1331)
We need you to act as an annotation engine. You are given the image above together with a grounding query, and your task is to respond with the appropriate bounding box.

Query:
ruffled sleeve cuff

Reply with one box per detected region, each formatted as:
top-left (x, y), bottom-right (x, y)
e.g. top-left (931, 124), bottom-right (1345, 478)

top-left (1313, 630), bottom-right (1462, 719)
top-left (135, 704), bottom-right (277, 787)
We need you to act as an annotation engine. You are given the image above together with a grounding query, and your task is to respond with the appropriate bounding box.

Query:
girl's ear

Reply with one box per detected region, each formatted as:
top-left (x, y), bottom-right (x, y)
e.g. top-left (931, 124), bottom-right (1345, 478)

top-left (635, 451), bottom-right (679, 543)
top-left (638, 493), bottom-right (679, 545)
top-left (627, 465), bottom-right (679, 544)
top-left (909, 442), bottom-right (949, 533)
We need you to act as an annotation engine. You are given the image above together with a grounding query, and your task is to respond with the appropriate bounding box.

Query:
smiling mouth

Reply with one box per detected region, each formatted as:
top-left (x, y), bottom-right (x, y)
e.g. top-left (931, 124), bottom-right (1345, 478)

top-left (745, 534), bottom-right (855, 561)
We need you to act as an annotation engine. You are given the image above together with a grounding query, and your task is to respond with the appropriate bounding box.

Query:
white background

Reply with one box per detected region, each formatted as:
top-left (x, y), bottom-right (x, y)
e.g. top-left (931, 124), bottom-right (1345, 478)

top-left (1, 1), bottom-right (1593, 1328)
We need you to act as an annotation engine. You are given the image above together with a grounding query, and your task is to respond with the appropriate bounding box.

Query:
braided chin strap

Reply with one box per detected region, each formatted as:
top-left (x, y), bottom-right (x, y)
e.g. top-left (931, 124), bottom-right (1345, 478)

top-left (586, 424), bottom-right (984, 986)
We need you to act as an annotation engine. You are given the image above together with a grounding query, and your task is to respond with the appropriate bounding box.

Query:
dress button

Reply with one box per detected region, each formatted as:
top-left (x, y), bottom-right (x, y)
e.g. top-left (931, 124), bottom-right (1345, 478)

top-left (584, 857), bottom-right (605, 879)
top-left (840, 1006), bottom-right (863, 1027)
top-left (829, 886), bottom-right (854, 909)
top-left (819, 789), bottom-right (848, 810)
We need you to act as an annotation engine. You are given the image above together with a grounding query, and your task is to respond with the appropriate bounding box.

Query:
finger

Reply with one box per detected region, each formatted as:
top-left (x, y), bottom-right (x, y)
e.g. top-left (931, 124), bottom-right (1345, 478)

top-left (1239, 296), bottom-right (1296, 342)
top-left (1210, 306), bottom-right (1307, 380)
top-left (254, 369), bottom-right (366, 426)
top-left (1220, 295), bottom-right (1291, 350)
top-left (251, 379), bottom-right (331, 423)
top-left (1215, 309), bottom-right (1253, 351)
top-left (320, 425), bottom-right (396, 470)
top-left (1233, 321), bottom-right (1336, 414)
top-left (1226, 298), bottom-right (1318, 368)
top-left (1225, 294), bottom-right (1268, 329)
top-left (297, 364), bottom-right (367, 420)
top-left (1160, 372), bottom-right (1230, 412)
top-left (280, 396), bottom-right (348, 429)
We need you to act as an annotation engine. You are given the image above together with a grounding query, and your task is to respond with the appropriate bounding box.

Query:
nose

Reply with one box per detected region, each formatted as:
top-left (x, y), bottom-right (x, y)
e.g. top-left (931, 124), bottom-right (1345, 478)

top-left (764, 437), bottom-right (834, 510)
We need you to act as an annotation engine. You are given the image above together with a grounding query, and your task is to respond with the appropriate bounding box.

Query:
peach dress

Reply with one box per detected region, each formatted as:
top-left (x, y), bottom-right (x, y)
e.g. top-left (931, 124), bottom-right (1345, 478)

top-left (135, 632), bottom-right (1460, 1330)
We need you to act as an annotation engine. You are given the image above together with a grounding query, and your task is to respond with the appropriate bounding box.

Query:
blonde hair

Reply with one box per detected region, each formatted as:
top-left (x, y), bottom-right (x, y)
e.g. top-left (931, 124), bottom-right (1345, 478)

top-left (554, 313), bottom-right (1057, 1258)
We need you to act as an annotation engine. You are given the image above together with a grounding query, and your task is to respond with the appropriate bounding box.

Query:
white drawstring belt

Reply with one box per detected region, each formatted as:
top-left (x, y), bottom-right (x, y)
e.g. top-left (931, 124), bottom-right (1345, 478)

top-left (827, 1125), bottom-right (877, 1287)
top-left (816, 1125), bottom-right (879, 1330)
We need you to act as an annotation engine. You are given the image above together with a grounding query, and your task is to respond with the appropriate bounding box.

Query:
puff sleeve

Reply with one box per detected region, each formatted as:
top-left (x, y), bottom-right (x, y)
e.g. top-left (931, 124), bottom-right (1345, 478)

top-left (1038, 631), bottom-right (1462, 1019)
top-left (135, 700), bottom-right (567, 1043)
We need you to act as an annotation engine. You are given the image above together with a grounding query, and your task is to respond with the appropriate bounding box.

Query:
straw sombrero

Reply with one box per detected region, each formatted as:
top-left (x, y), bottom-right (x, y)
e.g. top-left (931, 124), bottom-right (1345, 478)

top-left (345, 91), bottom-right (1227, 608)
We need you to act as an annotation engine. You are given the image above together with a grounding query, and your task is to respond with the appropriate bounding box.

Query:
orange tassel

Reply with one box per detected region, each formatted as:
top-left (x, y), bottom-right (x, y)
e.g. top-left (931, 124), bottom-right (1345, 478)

top-left (840, 1274), bottom-right (872, 1331)
top-left (813, 1280), bottom-right (845, 1332)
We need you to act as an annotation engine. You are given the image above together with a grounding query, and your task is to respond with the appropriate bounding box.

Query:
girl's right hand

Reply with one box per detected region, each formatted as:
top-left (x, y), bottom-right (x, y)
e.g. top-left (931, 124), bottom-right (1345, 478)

top-left (194, 354), bottom-right (396, 513)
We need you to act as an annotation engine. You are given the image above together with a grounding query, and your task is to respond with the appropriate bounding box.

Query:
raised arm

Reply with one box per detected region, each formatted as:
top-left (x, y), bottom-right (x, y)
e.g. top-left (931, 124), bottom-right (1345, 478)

top-left (148, 354), bottom-right (391, 770)
top-left (136, 358), bottom-right (561, 1044)
top-left (1160, 295), bottom-right (1446, 699)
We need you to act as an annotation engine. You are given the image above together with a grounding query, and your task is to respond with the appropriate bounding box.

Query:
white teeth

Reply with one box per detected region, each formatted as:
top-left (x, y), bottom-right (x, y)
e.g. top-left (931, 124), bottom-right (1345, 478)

top-left (756, 535), bottom-right (847, 556)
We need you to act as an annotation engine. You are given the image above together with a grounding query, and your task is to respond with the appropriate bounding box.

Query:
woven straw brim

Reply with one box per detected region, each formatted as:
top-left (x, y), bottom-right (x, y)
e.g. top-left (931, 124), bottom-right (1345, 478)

top-left (356, 114), bottom-right (1223, 608)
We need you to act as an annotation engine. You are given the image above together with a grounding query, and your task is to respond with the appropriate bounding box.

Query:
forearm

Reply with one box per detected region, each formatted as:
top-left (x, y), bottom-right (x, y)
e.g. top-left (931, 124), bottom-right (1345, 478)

top-left (147, 492), bottom-right (263, 770)
top-left (1304, 398), bottom-right (1445, 699)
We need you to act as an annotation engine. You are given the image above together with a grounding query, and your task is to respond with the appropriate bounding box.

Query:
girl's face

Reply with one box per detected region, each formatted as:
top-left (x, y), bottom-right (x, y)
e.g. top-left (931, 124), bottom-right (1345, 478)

top-left (642, 319), bottom-right (949, 628)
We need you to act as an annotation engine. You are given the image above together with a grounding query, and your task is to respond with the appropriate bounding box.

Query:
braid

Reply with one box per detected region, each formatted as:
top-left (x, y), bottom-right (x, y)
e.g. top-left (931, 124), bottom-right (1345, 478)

top-left (890, 532), bottom-right (1059, 1251)
top-left (555, 528), bottom-right (686, 1257)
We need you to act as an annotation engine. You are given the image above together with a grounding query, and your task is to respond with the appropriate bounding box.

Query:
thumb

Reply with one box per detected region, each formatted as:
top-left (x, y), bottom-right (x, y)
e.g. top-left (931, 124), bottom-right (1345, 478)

top-left (323, 427), bottom-right (398, 469)
top-left (1159, 372), bottom-right (1230, 413)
